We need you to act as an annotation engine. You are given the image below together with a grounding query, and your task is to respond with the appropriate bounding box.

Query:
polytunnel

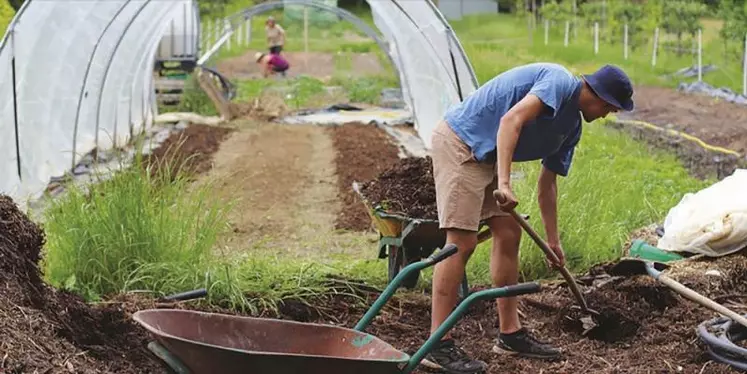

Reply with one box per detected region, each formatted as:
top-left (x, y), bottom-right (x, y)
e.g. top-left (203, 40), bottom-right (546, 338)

top-left (0, 0), bottom-right (478, 210)
top-left (0, 0), bottom-right (198, 208)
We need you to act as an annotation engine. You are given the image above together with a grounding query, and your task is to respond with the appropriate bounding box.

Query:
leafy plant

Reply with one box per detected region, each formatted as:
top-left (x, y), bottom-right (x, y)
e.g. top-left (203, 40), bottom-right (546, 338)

top-left (660, 0), bottom-right (707, 55)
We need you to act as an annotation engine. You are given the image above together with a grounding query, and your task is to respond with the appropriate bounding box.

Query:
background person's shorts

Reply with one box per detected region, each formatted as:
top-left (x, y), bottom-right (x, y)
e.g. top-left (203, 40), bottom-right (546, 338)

top-left (431, 120), bottom-right (508, 231)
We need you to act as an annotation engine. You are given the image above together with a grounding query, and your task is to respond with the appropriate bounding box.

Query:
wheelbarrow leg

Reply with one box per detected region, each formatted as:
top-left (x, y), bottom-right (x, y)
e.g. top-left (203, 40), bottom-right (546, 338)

top-left (387, 244), bottom-right (421, 289)
top-left (147, 341), bottom-right (190, 374)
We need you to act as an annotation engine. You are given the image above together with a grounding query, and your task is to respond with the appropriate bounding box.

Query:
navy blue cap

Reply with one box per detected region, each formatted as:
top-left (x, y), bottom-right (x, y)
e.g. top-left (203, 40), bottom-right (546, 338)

top-left (582, 64), bottom-right (634, 111)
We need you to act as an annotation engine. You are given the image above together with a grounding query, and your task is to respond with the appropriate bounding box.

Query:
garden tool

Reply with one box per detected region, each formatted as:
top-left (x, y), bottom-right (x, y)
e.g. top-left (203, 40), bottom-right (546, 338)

top-left (610, 258), bottom-right (747, 329)
top-left (492, 190), bottom-right (601, 325)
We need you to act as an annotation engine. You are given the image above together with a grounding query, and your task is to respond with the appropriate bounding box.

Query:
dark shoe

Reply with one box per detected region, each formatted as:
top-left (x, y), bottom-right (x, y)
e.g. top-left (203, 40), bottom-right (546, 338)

top-left (422, 338), bottom-right (488, 374)
top-left (492, 327), bottom-right (561, 360)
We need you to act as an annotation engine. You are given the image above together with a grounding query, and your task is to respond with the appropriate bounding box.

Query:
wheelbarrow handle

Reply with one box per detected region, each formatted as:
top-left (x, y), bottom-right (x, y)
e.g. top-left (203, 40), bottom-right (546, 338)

top-left (353, 244), bottom-right (459, 332)
top-left (403, 282), bottom-right (542, 373)
top-left (426, 243), bottom-right (458, 266)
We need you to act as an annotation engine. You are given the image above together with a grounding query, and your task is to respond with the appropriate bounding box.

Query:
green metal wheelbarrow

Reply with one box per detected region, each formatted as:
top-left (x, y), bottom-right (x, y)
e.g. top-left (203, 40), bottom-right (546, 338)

top-left (133, 244), bottom-right (542, 374)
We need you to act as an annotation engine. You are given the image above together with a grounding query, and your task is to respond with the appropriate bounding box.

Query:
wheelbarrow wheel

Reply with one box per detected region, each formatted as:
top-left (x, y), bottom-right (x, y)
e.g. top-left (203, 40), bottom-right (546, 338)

top-left (387, 245), bottom-right (420, 289)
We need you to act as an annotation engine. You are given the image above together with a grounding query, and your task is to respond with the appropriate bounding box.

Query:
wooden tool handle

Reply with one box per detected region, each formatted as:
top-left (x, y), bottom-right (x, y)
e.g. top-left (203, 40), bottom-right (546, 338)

top-left (493, 190), bottom-right (590, 311)
top-left (659, 274), bottom-right (747, 329)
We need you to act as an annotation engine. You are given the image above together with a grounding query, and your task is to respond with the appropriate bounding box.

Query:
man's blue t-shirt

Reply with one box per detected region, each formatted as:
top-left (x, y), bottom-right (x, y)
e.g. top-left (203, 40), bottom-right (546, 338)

top-left (443, 62), bottom-right (583, 176)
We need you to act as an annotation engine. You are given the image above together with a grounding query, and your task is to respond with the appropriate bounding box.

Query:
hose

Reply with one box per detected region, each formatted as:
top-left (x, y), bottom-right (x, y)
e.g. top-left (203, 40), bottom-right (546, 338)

top-left (609, 119), bottom-right (742, 157)
top-left (697, 315), bottom-right (747, 371)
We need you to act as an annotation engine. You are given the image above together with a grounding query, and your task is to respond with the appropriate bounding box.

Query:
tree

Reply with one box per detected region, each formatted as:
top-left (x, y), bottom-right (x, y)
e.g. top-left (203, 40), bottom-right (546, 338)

top-left (608, 2), bottom-right (648, 50)
top-left (660, 1), bottom-right (707, 55)
top-left (718, 0), bottom-right (747, 60)
top-left (539, 0), bottom-right (573, 28)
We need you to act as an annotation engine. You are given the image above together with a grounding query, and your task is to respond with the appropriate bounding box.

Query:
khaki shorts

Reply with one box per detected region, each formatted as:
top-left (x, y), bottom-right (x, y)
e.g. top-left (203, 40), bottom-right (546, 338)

top-left (431, 120), bottom-right (508, 231)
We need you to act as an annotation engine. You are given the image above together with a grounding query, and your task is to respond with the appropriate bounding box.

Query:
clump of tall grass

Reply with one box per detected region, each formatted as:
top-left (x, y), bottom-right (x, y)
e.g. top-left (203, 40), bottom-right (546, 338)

top-left (41, 143), bottom-right (231, 302)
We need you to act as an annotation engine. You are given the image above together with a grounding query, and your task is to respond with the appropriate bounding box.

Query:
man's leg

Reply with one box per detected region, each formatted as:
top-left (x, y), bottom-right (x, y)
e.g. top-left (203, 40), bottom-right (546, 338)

top-left (486, 215), bottom-right (522, 334)
top-left (430, 228), bottom-right (477, 337)
top-left (423, 120), bottom-right (490, 374)
top-left (481, 190), bottom-right (561, 360)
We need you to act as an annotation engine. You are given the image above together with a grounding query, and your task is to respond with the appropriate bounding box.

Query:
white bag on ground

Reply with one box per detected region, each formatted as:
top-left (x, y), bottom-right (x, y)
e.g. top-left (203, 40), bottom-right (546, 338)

top-left (657, 169), bottom-right (747, 257)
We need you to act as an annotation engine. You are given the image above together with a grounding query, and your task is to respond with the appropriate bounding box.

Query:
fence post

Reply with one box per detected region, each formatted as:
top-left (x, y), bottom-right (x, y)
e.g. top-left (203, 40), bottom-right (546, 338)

top-left (594, 22), bottom-right (599, 54)
top-left (697, 28), bottom-right (702, 82)
top-left (564, 21), bottom-right (569, 47)
top-left (544, 19), bottom-right (549, 45)
top-left (652, 27), bottom-right (659, 67)
top-left (624, 23), bottom-right (628, 60)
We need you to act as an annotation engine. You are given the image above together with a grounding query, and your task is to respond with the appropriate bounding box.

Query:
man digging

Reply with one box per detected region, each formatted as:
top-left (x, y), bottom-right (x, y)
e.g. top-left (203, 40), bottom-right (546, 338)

top-left (424, 62), bottom-right (634, 373)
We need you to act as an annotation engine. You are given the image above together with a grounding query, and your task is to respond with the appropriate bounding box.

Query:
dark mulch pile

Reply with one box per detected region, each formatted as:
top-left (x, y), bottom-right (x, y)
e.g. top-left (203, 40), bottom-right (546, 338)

top-left (358, 156), bottom-right (438, 220)
top-left (144, 124), bottom-right (235, 179)
top-left (0, 195), bottom-right (163, 373)
top-left (329, 122), bottom-right (400, 231)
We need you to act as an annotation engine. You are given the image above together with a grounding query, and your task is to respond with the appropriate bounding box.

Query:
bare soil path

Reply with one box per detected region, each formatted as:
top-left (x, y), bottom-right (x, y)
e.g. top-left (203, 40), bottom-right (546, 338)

top-left (198, 119), bottom-right (377, 259)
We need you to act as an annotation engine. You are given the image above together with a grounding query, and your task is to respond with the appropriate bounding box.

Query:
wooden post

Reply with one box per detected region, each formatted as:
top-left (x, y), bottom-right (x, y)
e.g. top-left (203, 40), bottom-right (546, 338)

top-left (594, 22), bottom-right (599, 54)
top-left (564, 21), bottom-right (569, 47)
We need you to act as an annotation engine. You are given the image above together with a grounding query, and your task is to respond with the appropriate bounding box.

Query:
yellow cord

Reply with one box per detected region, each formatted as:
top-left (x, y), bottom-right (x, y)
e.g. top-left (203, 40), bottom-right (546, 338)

top-left (609, 119), bottom-right (742, 157)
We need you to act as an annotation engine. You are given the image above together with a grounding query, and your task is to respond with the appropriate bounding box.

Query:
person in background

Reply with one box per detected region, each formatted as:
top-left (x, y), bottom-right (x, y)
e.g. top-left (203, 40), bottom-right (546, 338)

top-left (265, 16), bottom-right (285, 55)
top-left (255, 52), bottom-right (289, 78)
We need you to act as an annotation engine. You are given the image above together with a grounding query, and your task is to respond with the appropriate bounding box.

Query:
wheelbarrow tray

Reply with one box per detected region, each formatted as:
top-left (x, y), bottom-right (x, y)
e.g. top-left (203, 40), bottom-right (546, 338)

top-left (133, 309), bottom-right (410, 374)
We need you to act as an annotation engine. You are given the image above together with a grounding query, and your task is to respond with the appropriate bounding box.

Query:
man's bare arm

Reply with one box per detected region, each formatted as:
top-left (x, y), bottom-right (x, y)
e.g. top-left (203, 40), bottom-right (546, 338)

top-left (496, 94), bottom-right (547, 193)
top-left (537, 165), bottom-right (559, 244)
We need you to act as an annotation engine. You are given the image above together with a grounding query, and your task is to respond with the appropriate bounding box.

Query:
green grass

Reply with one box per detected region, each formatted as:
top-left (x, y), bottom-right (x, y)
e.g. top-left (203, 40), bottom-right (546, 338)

top-left (236, 74), bottom-right (398, 106)
top-left (0, 0), bottom-right (14, 36)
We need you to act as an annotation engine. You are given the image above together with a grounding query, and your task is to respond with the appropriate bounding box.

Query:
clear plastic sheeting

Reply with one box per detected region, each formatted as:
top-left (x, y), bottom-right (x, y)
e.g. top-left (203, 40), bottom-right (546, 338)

top-left (0, 0), bottom-right (194, 209)
top-left (367, 0), bottom-right (478, 148)
top-left (658, 169), bottom-right (747, 257)
top-left (156, 1), bottom-right (200, 61)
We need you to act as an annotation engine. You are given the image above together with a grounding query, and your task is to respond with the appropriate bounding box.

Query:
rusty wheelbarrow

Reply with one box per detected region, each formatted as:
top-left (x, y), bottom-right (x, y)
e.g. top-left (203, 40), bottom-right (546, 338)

top-left (133, 244), bottom-right (542, 374)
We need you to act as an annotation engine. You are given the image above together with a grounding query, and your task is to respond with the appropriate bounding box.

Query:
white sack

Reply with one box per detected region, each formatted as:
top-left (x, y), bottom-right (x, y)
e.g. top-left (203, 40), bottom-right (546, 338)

top-left (657, 169), bottom-right (747, 257)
